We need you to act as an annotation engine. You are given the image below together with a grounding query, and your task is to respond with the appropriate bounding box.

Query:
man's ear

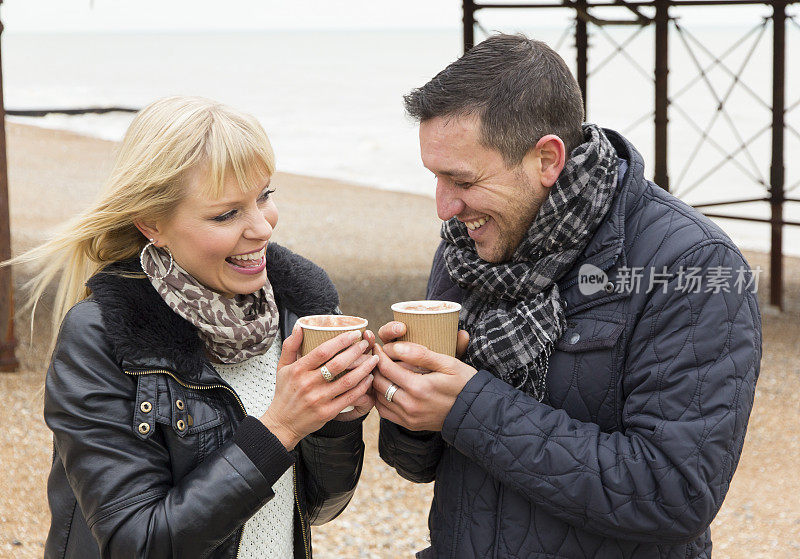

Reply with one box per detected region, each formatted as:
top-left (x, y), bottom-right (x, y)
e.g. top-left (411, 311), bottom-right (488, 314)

top-left (534, 135), bottom-right (566, 188)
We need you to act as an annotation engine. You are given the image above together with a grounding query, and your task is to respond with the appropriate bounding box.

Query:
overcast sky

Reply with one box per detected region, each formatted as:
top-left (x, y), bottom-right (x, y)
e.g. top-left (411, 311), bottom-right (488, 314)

top-left (2, 0), bottom-right (778, 33)
top-left (2, 0), bottom-right (463, 32)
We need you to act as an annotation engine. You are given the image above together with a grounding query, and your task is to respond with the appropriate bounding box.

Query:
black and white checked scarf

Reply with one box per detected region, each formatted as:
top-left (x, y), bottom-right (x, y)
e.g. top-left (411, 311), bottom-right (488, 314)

top-left (442, 124), bottom-right (619, 401)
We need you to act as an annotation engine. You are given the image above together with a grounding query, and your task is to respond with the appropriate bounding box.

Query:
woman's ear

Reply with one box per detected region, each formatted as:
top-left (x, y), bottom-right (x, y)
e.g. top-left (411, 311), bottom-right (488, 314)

top-left (134, 221), bottom-right (161, 246)
top-left (534, 135), bottom-right (567, 188)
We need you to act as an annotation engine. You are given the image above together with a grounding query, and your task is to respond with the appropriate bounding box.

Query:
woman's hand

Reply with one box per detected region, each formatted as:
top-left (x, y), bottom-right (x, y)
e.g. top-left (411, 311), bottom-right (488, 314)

top-left (334, 329), bottom-right (377, 421)
top-left (260, 324), bottom-right (378, 450)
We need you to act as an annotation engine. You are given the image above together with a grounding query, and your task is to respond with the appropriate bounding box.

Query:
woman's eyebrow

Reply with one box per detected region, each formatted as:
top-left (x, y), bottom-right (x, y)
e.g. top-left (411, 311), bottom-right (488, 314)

top-left (205, 184), bottom-right (272, 209)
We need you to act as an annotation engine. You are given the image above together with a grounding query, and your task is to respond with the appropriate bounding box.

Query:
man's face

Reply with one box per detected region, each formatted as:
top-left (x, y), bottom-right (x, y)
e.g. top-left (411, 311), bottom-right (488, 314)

top-left (420, 115), bottom-right (551, 263)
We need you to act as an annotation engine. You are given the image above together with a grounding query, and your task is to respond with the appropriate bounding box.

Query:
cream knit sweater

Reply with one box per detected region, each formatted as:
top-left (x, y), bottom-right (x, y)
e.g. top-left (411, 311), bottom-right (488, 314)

top-left (215, 337), bottom-right (294, 559)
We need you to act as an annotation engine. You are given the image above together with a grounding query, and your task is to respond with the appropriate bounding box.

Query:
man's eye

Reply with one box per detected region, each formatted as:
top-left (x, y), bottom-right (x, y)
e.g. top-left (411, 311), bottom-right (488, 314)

top-left (212, 210), bottom-right (236, 222)
top-left (454, 181), bottom-right (471, 189)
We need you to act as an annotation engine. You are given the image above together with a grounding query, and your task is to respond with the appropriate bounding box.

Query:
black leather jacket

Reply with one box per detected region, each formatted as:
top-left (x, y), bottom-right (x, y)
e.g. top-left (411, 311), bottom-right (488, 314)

top-left (44, 245), bottom-right (365, 559)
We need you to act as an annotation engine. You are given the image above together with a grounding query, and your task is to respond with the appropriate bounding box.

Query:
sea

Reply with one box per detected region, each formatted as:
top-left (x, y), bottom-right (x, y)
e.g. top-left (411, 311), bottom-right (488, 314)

top-left (3, 22), bottom-right (799, 255)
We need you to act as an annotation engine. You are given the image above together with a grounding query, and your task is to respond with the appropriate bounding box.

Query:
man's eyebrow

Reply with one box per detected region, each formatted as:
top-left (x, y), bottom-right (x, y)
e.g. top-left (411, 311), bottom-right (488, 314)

top-left (437, 169), bottom-right (476, 181)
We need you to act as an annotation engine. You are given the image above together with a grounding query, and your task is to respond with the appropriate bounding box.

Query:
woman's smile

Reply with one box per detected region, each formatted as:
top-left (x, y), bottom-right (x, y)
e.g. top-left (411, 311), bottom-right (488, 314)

top-left (226, 245), bottom-right (268, 274)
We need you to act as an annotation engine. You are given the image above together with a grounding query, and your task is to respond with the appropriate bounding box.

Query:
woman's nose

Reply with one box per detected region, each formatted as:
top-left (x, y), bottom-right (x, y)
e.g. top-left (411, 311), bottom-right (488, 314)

top-left (244, 208), bottom-right (273, 240)
top-left (436, 179), bottom-right (466, 221)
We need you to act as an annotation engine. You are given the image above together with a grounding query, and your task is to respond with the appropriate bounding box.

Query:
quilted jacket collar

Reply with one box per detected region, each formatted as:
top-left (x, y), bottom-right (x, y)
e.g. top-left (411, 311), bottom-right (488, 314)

top-left (86, 243), bottom-right (338, 383)
top-left (557, 127), bottom-right (641, 289)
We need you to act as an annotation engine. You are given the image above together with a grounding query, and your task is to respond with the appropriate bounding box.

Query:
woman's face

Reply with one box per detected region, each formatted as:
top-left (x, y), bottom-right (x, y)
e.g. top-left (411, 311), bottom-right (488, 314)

top-left (147, 169), bottom-right (278, 297)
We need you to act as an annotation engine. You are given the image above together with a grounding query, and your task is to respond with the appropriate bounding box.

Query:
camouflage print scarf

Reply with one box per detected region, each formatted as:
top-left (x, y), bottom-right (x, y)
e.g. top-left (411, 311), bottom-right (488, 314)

top-left (142, 246), bottom-right (280, 364)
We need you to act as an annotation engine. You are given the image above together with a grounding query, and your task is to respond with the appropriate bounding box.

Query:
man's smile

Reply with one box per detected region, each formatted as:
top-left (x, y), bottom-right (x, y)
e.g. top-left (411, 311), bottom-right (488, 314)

top-left (463, 216), bottom-right (490, 231)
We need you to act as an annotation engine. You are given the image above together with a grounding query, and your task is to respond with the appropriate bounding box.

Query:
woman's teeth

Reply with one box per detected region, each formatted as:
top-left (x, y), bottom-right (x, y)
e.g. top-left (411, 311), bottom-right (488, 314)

top-left (465, 217), bottom-right (488, 231)
top-left (227, 247), bottom-right (266, 266)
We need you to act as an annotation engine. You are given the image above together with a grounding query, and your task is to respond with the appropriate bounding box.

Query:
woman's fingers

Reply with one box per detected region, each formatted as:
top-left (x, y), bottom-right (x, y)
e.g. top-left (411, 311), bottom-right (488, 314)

top-left (329, 354), bottom-right (378, 396)
top-left (377, 321), bottom-right (406, 344)
top-left (277, 323), bottom-right (304, 369)
top-left (346, 353), bottom-right (373, 370)
top-left (329, 357), bottom-right (377, 412)
top-left (323, 338), bottom-right (371, 376)
top-left (363, 329), bottom-right (377, 349)
top-left (296, 329), bottom-right (363, 371)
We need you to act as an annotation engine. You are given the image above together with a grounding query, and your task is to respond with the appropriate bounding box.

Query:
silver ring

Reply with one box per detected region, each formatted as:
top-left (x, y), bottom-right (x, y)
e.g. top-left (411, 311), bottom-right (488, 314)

top-left (385, 384), bottom-right (398, 403)
top-left (320, 365), bottom-right (333, 382)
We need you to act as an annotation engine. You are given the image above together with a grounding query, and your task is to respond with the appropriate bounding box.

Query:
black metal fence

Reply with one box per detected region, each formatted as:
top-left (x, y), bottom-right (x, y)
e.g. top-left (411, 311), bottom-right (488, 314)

top-left (462, 0), bottom-right (798, 309)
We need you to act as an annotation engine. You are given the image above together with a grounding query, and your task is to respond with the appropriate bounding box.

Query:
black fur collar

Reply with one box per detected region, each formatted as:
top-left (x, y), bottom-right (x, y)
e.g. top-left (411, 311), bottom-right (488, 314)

top-left (86, 243), bottom-right (338, 381)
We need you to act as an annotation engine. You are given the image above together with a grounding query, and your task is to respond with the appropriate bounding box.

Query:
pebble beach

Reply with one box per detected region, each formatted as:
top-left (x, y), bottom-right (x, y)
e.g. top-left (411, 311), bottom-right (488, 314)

top-left (1, 122), bottom-right (799, 558)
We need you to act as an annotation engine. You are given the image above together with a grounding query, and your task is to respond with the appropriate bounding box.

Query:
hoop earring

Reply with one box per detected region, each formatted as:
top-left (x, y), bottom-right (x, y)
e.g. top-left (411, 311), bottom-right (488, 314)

top-left (140, 241), bottom-right (174, 281)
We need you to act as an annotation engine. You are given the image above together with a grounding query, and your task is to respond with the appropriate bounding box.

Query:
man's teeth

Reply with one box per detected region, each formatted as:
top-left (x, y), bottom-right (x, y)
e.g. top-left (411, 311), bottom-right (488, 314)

top-left (465, 217), bottom-right (488, 231)
top-left (229, 247), bottom-right (266, 265)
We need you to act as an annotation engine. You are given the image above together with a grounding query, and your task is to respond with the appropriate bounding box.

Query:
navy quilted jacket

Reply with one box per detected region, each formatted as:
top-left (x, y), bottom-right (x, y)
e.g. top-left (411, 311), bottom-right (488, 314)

top-left (379, 129), bottom-right (761, 559)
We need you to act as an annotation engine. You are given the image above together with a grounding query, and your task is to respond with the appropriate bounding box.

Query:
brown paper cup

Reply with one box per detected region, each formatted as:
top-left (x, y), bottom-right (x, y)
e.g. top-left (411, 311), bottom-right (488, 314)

top-left (296, 314), bottom-right (369, 413)
top-left (391, 301), bottom-right (462, 357)
top-left (297, 315), bottom-right (368, 357)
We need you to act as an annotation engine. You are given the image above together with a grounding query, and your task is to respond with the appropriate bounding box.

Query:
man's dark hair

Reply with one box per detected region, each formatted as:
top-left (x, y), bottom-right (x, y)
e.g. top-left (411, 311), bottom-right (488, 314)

top-left (404, 33), bottom-right (585, 165)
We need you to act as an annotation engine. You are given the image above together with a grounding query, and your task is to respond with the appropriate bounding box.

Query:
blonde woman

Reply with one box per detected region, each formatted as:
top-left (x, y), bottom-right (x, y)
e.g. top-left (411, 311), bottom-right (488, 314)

top-left (12, 97), bottom-right (376, 558)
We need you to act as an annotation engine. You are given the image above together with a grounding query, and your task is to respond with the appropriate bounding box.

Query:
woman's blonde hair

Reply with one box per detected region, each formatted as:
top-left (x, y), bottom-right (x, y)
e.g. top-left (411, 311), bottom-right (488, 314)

top-left (4, 96), bottom-right (276, 348)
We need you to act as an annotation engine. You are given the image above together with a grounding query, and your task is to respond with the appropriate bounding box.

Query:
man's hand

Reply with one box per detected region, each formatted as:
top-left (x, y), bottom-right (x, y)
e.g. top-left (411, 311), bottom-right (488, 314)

top-left (372, 322), bottom-right (475, 431)
top-left (376, 321), bottom-right (469, 360)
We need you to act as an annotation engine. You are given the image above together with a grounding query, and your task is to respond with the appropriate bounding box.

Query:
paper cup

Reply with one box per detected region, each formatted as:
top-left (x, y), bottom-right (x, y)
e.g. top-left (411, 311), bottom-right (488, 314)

top-left (296, 314), bottom-right (369, 413)
top-left (390, 300), bottom-right (462, 357)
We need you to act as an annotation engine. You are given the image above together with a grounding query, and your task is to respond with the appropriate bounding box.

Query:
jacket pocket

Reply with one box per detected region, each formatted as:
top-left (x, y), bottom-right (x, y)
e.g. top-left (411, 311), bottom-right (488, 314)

top-left (547, 317), bottom-right (625, 431)
top-left (158, 377), bottom-right (226, 437)
top-left (160, 377), bottom-right (231, 477)
top-left (555, 318), bottom-right (624, 353)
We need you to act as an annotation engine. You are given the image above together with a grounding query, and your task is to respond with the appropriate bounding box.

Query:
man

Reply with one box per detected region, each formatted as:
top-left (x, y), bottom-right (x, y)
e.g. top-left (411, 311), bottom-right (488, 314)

top-left (372, 34), bottom-right (761, 558)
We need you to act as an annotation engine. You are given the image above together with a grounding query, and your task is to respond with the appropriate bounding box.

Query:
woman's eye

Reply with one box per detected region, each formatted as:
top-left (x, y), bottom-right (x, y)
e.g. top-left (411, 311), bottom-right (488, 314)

top-left (212, 210), bottom-right (237, 222)
top-left (258, 188), bottom-right (276, 202)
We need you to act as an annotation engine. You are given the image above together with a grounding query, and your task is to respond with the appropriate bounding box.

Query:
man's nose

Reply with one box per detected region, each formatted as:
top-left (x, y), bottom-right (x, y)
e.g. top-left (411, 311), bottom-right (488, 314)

top-left (436, 179), bottom-right (466, 221)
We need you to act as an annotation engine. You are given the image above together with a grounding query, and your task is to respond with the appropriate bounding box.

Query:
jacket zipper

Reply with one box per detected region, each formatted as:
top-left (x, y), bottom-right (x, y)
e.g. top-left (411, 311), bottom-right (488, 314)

top-left (492, 485), bottom-right (505, 559)
top-left (123, 368), bottom-right (247, 414)
top-left (123, 368), bottom-right (307, 558)
top-left (293, 465), bottom-right (311, 559)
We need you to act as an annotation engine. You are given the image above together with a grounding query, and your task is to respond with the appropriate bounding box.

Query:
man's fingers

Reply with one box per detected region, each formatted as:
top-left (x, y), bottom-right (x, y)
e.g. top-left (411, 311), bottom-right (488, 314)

top-left (456, 329), bottom-right (470, 359)
top-left (375, 397), bottom-right (407, 426)
top-left (372, 370), bottom-right (408, 409)
top-left (377, 321), bottom-right (406, 344)
top-left (374, 344), bottom-right (422, 393)
top-left (382, 341), bottom-right (454, 374)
